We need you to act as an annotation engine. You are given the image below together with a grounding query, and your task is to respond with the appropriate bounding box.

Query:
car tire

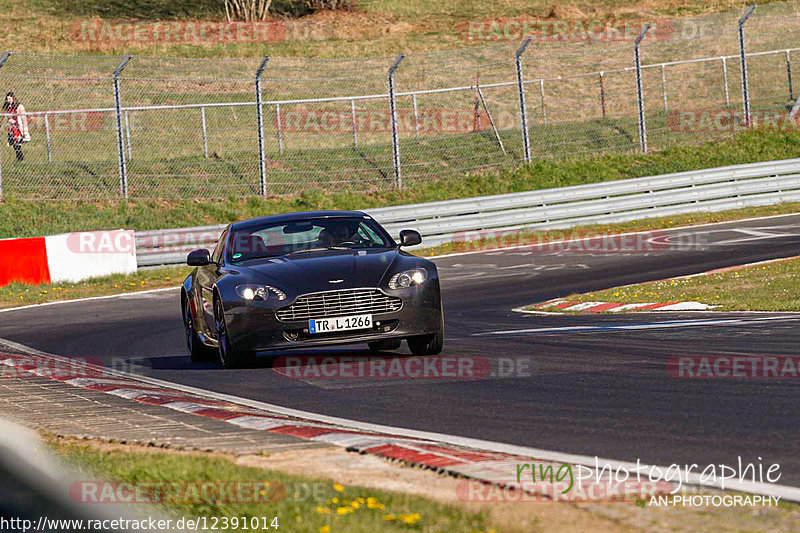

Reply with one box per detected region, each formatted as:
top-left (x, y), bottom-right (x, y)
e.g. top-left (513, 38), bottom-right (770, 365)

top-left (183, 294), bottom-right (216, 363)
top-left (367, 338), bottom-right (402, 353)
top-left (214, 297), bottom-right (255, 369)
top-left (407, 307), bottom-right (444, 356)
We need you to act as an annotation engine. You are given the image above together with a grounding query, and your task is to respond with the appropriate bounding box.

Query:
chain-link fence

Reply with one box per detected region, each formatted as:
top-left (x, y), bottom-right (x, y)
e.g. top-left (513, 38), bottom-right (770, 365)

top-left (0, 3), bottom-right (798, 201)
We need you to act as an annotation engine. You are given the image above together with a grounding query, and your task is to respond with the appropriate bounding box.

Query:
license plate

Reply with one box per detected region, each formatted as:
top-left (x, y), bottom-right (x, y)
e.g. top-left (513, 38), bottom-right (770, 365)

top-left (309, 314), bottom-right (372, 334)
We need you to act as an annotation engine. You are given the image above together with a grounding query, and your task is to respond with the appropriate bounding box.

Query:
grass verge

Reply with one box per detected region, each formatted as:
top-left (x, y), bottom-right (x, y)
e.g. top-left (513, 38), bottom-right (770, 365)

top-left (3, 129), bottom-right (800, 238)
top-left (552, 256), bottom-right (800, 312)
top-left (45, 436), bottom-right (502, 533)
top-left (0, 266), bottom-right (190, 310)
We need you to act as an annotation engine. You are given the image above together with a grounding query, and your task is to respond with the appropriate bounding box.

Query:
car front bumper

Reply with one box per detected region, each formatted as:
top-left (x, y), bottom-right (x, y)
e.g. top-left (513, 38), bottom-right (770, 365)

top-left (222, 282), bottom-right (442, 352)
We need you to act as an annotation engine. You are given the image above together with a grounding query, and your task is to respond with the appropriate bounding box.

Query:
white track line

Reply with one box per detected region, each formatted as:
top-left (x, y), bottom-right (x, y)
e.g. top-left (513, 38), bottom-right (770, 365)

top-left (478, 316), bottom-right (797, 336)
top-left (1, 335), bottom-right (798, 502)
top-left (0, 287), bottom-right (179, 314)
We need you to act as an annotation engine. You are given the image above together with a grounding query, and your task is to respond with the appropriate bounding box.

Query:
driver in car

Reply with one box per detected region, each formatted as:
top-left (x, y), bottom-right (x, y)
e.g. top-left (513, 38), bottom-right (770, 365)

top-left (319, 221), bottom-right (359, 247)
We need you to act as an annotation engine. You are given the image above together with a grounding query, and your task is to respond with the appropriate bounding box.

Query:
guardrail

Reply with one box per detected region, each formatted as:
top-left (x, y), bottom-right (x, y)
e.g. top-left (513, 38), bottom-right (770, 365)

top-left (136, 158), bottom-right (800, 266)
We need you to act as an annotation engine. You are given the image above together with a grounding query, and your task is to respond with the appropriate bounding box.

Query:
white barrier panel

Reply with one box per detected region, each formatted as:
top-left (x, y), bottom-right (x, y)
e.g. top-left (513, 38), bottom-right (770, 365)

top-left (45, 230), bottom-right (137, 283)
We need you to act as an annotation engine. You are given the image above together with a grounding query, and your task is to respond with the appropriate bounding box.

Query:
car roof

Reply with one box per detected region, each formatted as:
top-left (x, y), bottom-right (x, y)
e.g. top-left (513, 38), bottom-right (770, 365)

top-left (229, 210), bottom-right (370, 231)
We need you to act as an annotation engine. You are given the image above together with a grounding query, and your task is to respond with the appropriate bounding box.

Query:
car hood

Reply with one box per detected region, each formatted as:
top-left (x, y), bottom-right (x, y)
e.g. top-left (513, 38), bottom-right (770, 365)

top-left (237, 248), bottom-right (401, 295)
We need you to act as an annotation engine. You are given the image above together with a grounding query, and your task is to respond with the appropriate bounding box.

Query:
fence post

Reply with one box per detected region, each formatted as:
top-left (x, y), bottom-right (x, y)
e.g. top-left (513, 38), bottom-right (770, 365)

top-left (255, 56), bottom-right (270, 198)
top-left (515, 37), bottom-right (532, 162)
top-left (721, 57), bottom-right (730, 106)
top-left (0, 51), bottom-right (10, 200)
top-left (276, 103), bottom-right (284, 154)
top-left (786, 50), bottom-right (794, 101)
top-left (599, 71), bottom-right (607, 118)
top-left (739, 5), bottom-right (756, 127)
top-left (113, 55), bottom-right (132, 201)
top-left (412, 93), bottom-right (420, 140)
top-left (124, 110), bottom-right (132, 160)
top-left (350, 99), bottom-right (358, 149)
top-left (388, 53), bottom-right (405, 189)
top-left (200, 107), bottom-right (208, 158)
top-left (44, 114), bottom-right (52, 163)
top-left (634, 25), bottom-right (651, 154)
top-left (660, 64), bottom-right (668, 111)
top-left (539, 79), bottom-right (547, 125)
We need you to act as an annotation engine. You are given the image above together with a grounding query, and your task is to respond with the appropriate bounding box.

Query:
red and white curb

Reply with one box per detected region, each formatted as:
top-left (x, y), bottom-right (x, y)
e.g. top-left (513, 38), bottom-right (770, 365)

top-left (0, 352), bottom-right (540, 491)
top-left (525, 299), bottom-right (713, 313)
top-left (3, 345), bottom-right (799, 503)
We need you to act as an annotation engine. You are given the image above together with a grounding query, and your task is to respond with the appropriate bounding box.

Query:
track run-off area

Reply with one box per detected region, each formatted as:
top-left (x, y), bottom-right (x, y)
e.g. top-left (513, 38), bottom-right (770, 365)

top-left (2, 213), bottom-right (800, 488)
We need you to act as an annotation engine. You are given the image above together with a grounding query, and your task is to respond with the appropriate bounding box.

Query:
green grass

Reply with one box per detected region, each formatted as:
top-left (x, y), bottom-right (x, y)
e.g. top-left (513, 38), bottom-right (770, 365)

top-left (3, 128), bottom-right (800, 238)
top-left (47, 437), bottom-right (501, 533)
top-left (554, 256), bottom-right (800, 311)
top-left (0, 266), bottom-right (190, 309)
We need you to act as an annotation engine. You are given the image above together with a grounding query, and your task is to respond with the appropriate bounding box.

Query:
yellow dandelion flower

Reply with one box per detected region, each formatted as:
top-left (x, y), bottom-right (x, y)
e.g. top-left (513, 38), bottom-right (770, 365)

top-left (351, 501), bottom-right (360, 509)
top-left (320, 526), bottom-right (330, 533)
top-left (333, 483), bottom-right (345, 493)
top-left (336, 507), bottom-right (352, 516)
top-left (331, 497), bottom-right (339, 504)
top-left (355, 497), bottom-right (365, 504)
top-left (316, 506), bottom-right (330, 514)
top-left (384, 514), bottom-right (396, 521)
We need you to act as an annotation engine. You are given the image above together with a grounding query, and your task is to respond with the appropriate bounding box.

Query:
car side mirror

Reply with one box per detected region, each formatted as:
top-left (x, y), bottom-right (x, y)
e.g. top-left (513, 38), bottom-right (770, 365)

top-left (398, 229), bottom-right (422, 247)
top-left (187, 249), bottom-right (212, 266)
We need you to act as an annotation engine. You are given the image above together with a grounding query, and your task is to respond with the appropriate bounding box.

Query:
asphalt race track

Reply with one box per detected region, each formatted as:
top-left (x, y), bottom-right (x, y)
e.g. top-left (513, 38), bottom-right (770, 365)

top-left (3, 214), bottom-right (800, 485)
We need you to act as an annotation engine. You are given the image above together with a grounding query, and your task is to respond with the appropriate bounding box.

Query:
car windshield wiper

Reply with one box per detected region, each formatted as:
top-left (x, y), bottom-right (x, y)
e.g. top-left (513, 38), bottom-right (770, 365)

top-left (289, 246), bottom-right (349, 255)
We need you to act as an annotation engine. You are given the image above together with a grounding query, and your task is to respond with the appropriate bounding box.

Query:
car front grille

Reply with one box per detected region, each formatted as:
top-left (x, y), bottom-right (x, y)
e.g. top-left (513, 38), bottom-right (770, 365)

top-left (276, 289), bottom-right (403, 321)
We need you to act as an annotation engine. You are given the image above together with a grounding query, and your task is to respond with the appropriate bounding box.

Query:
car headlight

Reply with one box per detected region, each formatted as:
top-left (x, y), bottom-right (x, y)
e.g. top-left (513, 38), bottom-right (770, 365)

top-left (235, 284), bottom-right (287, 301)
top-left (388, 268), bottom-right (427, 289)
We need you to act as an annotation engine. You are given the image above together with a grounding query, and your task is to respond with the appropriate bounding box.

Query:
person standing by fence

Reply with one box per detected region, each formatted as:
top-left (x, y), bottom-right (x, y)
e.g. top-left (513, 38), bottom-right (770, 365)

top-left (2, 92), bottom-right (30, 161)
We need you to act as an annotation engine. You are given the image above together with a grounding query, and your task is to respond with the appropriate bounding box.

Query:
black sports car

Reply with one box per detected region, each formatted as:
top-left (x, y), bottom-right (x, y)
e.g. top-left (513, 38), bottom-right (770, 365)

top-left (181, 211), bottom-right (444, 368)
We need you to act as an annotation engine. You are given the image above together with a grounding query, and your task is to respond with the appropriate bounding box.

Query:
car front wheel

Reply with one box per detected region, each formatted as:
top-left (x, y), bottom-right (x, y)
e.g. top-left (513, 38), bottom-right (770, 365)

top-left (407, 308), bottom-right (444, 356)
top-left (184, 295), bottom-right (216, 363)
top-left (214, 298), bottom-right (255, 369)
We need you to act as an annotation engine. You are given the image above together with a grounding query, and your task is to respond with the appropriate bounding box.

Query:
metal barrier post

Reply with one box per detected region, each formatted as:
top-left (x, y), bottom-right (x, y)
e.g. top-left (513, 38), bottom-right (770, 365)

top-left (634, 25), bottom-right (651, 153)
top-left (539, 79), bottom-right (547, 125)
top-left (255, 56), bottom-right (270, 197)
top-left (599, 71), bottom-right (607, 118)
top-left (412, 93), bottom-right (420, 140)
top-left (124, 110), bottom-right (132, 159)
top-left (786, 50), bottom-right (794, 101)
top-left (276, 103), bottom-right (284, 154)
top-left (44, 114), bottom-right (52, 163)
top-left (388, 53), bottom-right (405, 189)
top-left (660, 64), bottom-right (668, 111)
top-left (515, 37), bottom-right (532, 162)
top-left (721, 57), bottom-right (730, 106)
top-left (739, 5), bottom-right (756, 127)
top-left (0, 51), bottom-right (11, 200)
top-left (113, 55), bottom-right (132, 201)
top-left (350, 99), bottom-right (358, 149)
top-left (200, 106), bottom-right (208, 158)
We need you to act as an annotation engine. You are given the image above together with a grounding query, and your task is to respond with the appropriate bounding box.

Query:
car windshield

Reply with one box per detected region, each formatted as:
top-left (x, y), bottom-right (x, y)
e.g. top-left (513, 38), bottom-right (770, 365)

top-left (227, 216), bottom-right (394, 262)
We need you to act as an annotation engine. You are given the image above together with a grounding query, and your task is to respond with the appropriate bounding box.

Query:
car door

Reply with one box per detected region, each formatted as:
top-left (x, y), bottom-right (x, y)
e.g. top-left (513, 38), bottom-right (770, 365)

top-left (197, 228), bottom-right (228, 333)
